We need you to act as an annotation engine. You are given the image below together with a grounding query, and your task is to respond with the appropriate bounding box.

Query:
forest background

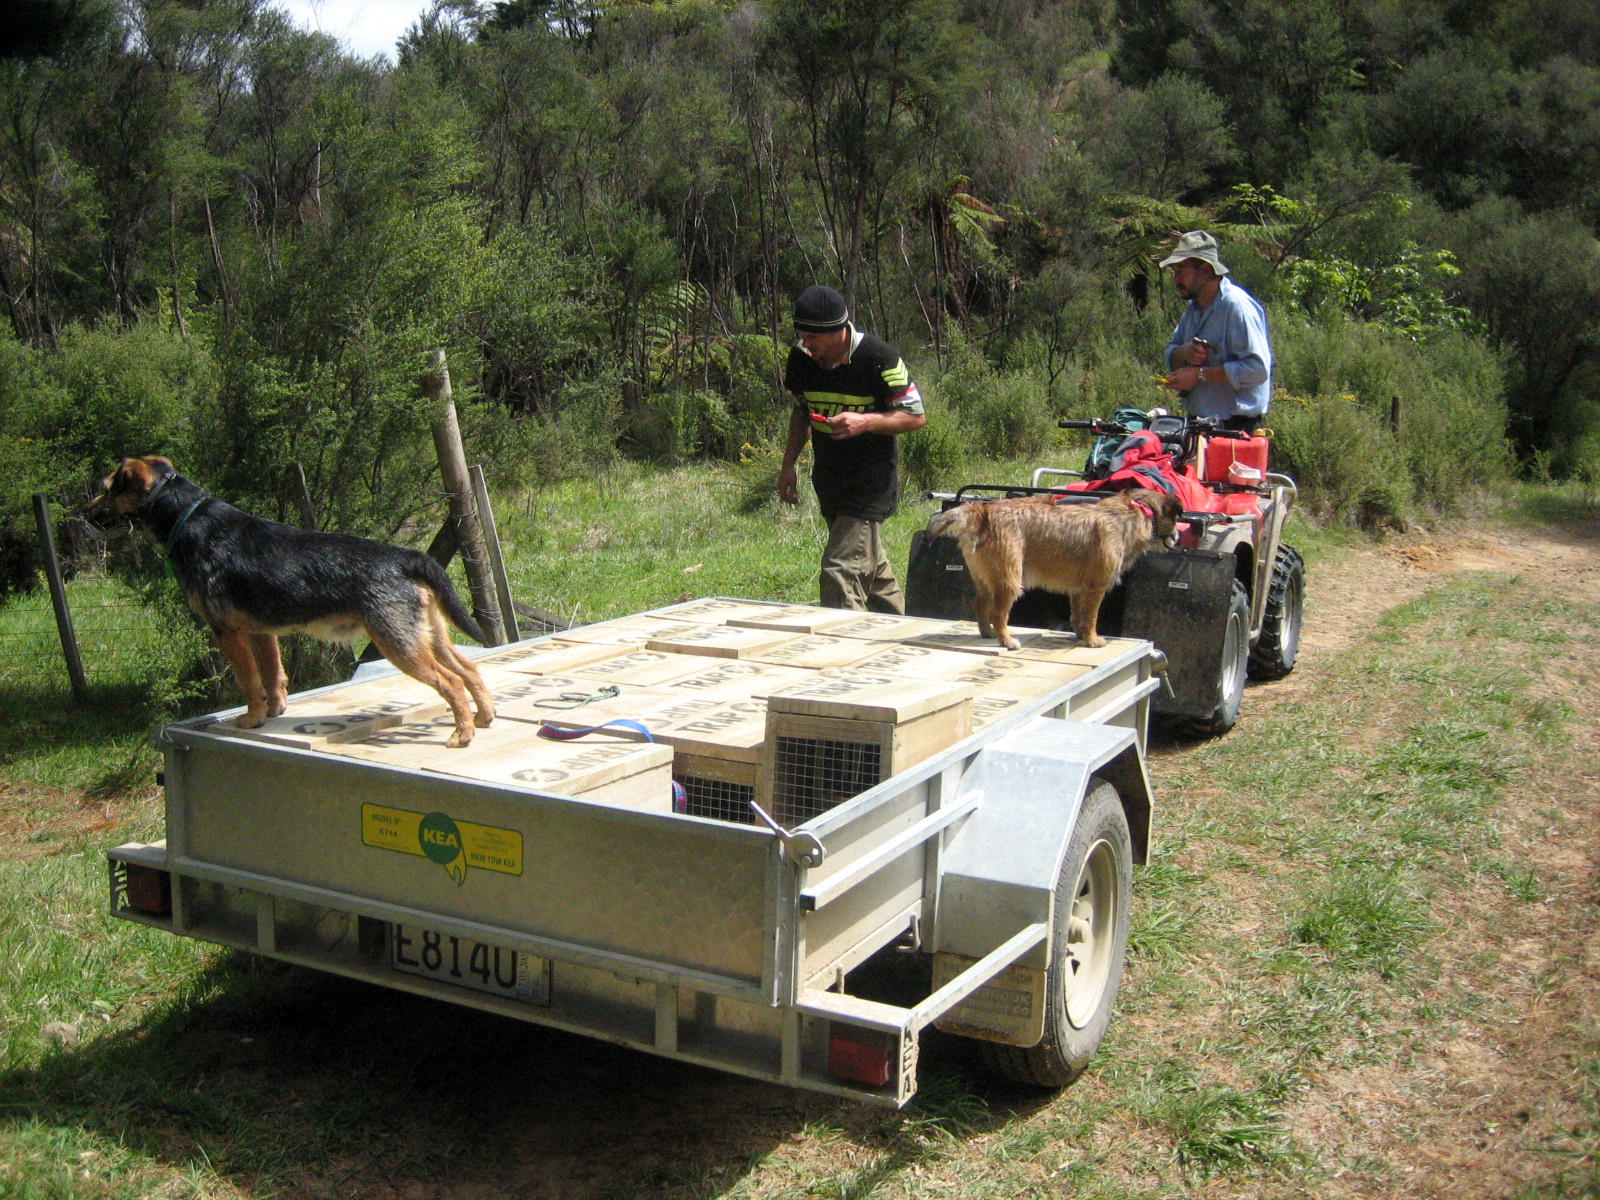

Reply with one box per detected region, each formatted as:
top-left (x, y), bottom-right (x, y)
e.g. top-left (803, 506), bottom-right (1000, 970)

top-left (2, 0), bottom-right (1600, 597)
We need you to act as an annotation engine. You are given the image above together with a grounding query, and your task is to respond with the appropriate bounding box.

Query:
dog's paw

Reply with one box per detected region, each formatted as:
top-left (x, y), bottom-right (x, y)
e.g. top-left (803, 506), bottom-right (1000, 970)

top-left (235, 712), bottom-right (266, 729)
top-left (1083, 635), bottom-right (1106, 648)
top-left (1002, 637), bottom-right (1021, 651)
top-left (474, 709), bottom-right (494, 728)
top-left (446, 728), bottom-right (474, 748)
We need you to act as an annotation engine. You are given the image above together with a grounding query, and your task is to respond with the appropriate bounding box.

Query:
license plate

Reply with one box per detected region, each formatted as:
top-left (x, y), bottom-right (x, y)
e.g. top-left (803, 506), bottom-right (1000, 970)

top-left (391, 923), bottom-right (549, 1004)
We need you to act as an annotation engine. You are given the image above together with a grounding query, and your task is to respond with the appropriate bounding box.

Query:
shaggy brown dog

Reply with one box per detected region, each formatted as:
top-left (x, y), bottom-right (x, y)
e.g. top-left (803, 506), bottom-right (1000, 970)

top-left (926, 490), bottom-right (1182, 650)
top-left (90, 456), bottom-right (496, 746)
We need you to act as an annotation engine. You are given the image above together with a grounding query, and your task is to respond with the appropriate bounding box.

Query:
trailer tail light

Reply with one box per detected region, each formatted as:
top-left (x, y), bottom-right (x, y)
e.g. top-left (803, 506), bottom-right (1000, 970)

top-left (828, 1025), bottom-right (895, 1088)
top-left (121, 863), bottom-right (172, 916)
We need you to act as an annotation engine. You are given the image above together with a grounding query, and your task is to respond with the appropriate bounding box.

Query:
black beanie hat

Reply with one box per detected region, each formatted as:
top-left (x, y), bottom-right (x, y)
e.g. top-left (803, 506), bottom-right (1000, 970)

top-left (793, 285), bottom-right (849, 332)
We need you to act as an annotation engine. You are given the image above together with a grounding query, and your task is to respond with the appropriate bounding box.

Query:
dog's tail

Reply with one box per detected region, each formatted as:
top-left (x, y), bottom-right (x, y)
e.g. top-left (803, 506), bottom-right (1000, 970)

top-left (409, 554), bottom-right (490, 644)
top-left (927, 504), bottom-right (975, 542)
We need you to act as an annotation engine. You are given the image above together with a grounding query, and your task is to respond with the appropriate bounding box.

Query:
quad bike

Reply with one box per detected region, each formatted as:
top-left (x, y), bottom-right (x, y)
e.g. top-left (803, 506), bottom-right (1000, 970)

top-left (906, 408), bottom-right (1305, 736)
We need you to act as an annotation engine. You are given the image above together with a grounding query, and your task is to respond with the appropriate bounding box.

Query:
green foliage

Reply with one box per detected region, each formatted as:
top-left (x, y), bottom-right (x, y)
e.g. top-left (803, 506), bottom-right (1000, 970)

top-left (898, 404), bottom-right (968, 498)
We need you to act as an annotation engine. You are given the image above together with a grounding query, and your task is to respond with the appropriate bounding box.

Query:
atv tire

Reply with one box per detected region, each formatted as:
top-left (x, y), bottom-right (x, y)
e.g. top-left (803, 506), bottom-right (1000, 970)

top-left (1248, 544), bottom-right (1304, 681)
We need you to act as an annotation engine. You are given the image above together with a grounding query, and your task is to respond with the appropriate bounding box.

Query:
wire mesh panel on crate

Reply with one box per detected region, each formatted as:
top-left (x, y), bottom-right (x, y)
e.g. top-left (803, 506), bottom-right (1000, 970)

top-left (762, 676), bottom-right (974, 828)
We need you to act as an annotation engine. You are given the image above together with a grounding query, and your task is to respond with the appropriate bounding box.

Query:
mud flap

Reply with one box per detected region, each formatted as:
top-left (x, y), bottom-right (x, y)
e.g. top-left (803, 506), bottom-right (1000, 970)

top-left (1115, 550), bottom-right (1239, 720)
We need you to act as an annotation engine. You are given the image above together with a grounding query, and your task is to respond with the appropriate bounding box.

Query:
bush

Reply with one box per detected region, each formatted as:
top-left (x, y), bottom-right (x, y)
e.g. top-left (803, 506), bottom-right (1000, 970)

top-left (1274, 314), bottom-right (1512, 514)
top-left (899, 405), bottom-right (969, 498)
top-left (1269, 391), bottom-right (1411, 528)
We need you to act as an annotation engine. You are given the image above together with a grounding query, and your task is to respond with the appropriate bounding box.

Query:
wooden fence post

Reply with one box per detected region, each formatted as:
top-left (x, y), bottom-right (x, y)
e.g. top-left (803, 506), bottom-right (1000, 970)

top-left (34, 493), bottom-right (89, 702)
top-left (425, 350), bottom-right (506, 646)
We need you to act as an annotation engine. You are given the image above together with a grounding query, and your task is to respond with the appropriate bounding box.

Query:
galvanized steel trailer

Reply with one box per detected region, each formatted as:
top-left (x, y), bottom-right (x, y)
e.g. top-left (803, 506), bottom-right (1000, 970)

top-left (107, 599), bottom-right (1161, 1106)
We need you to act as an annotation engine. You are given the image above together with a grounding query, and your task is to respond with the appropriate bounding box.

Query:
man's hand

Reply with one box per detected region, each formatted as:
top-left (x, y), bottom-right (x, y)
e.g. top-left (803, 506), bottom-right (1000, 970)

top-left (778, 462), bottom-right (800, 506)
top-left (1163, 366), bottom-right (1204, 391)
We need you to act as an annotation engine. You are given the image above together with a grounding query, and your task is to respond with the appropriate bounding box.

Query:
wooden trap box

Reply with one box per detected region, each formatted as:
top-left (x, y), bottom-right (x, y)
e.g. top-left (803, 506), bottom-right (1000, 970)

top-left (1011, 633), bottom-right (1143, 668)
top-left (488, 678), bottom-right (680, 728)
top-left (566, 648), bottom-right (723, 687)
top-left (761, 676), bottom-right (973, 828)
top-left (215, 669), bottom-right (454, 750)
top-left (658, 658), bottom-right (814, 702)
top-left (554, 616), bottom-right (701, 648)
top-left (742, 633), bottom-right (885, 671)
top-left (726, 604), bottom-right (853, 635)
top-left (904, 620), bottom-right (1048, 655)
top-left (644, 623), bottom-right (798, 660)
top-left (327, 716), bottom-right (677, 812)
top-left (833, 641), bottom-right (985, 681)
top-left (472, 637), bottom-right (628, 677)
top-left (548, 696), bottom-right (773, 826)
top-left (802, 612), bottom-right (961, 642)
top-left (644, 597), bottom-right (791, 625)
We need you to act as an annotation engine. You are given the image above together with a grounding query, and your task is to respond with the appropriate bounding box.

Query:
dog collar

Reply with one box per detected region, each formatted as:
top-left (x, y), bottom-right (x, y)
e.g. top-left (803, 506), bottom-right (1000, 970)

top-left (165, 497), bottom-right (206, 548)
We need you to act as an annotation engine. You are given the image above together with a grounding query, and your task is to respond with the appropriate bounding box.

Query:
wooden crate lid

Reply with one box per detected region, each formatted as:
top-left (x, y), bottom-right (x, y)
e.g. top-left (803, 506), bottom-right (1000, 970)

top-left (805, 612), bottom-right (962, 642)
top-left (742, 633), bottom-right (885, 671)
top-left (659, 659), bottom-right (815, 701)
top-left (542, 696), bottom-right (768, 762)
top-left (491, 680), bottom-right (681, 727)
top-left (554, 616), bottom-right (702, 647)
top-left (643, 597), bottom-right (791, 625)
top-left (1011, 634), bottom-right (1143, 667)
top-left (644, 624), bottom-right (799, 659)
top-left (903, 620), bottom-right (1048, 654)
top-left (218, 672), bottom-right (451, 748)
top-left (329, 715), bottom-right (673, 790)
top-left (766, 673), bottom-right (974, 723)
top-left (566, 649), bottom-right (721, 686)
top-left (947, 656), bottom-right (1092, 692)
top-left (726, 604), bottom-right (851, 634)
top-left (472, 637), bottom-right (628, 676)
top-left (835, 642), bottom-right (988, 681)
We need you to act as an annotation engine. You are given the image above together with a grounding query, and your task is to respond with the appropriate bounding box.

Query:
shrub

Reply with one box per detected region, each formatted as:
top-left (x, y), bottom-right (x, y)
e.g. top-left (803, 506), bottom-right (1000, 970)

top-left (1269, 391), bottom-right (1410, 528)
top-left (899, 405), bottom-right (969, 498)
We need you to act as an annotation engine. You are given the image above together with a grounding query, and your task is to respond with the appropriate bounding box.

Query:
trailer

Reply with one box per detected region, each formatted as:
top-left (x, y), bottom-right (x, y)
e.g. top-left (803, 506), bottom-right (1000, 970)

top-left (107, 599), bottom-right (1161, 1106)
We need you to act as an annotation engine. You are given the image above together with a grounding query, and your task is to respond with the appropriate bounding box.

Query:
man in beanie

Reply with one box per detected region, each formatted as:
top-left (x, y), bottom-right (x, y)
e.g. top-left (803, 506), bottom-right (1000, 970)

top-left (778, 284), bottom-right (926, 611)
top-left (1158, 231), bottom-right (1271, 430)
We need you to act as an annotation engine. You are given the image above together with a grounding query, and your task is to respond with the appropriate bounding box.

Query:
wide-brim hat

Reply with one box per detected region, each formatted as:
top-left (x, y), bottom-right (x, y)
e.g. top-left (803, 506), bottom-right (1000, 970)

top-left (793, 284), bottom-right (850, 332)
top-left (1158, 230), bottom-right (1230, 275)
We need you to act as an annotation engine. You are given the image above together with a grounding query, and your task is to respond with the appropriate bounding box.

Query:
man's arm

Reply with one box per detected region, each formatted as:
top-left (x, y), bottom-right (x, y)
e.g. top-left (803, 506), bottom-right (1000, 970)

top-left (824, 408), bottom-right (925, 438)
top-left (778, 401), bottom-right (809, 505)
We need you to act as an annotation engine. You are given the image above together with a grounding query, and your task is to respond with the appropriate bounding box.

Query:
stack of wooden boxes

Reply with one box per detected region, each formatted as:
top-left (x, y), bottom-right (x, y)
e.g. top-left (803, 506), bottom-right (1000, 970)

top-left (217, 600), bottom-right (1132, 827)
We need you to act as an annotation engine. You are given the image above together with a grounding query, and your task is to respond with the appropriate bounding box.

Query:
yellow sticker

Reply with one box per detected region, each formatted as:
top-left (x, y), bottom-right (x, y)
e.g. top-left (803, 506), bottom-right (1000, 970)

top-left (362, 804), bottom-right (523, 885)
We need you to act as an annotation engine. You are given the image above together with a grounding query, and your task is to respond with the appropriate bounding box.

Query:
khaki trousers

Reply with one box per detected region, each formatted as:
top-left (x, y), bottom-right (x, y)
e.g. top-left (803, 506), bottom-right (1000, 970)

top-left (819, 513), bottom-right (905, 613)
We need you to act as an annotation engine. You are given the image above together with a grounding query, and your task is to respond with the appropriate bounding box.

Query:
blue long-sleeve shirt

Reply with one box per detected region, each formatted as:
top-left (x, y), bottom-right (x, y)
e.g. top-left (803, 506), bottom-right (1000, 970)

top-left (1163, 277), bottom-right (1272, 420)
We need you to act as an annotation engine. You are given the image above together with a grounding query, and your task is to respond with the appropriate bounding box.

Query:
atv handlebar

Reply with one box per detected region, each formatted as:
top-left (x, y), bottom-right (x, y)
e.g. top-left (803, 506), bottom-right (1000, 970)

top-left (1058, 415), bottom-right (1250, 439)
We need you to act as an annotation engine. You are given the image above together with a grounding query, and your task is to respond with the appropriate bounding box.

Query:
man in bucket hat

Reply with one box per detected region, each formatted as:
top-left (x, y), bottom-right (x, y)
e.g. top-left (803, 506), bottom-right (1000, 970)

top-left (778, 284), bottom-right (926, 611)
top-left (1158, 231), bottom-right (1271, 430)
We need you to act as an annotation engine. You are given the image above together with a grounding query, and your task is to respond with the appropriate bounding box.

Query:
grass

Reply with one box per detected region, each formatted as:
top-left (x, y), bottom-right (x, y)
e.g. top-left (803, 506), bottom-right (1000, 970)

top-left (1, 461), bottom-right (1598, 1198)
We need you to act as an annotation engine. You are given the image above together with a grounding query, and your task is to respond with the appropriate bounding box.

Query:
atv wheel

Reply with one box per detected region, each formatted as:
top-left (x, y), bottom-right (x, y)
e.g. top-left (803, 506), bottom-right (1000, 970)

top-left (1248, 544), bottom-right (1304, 681)
top-left (1189, 580), bottom-right (1249, 737)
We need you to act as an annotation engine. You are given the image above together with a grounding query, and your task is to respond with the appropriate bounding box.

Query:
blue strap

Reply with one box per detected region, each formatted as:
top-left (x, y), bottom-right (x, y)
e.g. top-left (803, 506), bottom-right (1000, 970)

top-left (537, 719), bottom-right (688, 813)
top-left (538, 718), bottom-right (656, 742)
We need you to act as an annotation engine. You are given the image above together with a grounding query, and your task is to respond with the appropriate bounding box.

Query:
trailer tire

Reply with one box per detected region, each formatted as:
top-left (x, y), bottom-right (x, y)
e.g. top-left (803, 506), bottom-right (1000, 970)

top-left (1248, 544), bottom-right (1304, 681)
top-left (979, 779), bottom-right (1132, 1088)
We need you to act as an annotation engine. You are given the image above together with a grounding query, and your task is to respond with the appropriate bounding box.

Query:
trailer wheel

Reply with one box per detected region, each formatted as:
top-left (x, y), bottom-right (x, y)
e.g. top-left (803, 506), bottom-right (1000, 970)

top-left (979, 779), bottom-right (1132, 1088)
top-left (1248, 544), bottom-right (1304, 681)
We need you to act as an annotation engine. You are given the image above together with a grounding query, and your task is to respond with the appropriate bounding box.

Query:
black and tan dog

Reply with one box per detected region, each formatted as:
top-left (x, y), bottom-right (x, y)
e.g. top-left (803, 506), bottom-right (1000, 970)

top-left (91, 456), bottom-right (495, 746)
top-left (927, 489), bottom-right (1182, 650)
